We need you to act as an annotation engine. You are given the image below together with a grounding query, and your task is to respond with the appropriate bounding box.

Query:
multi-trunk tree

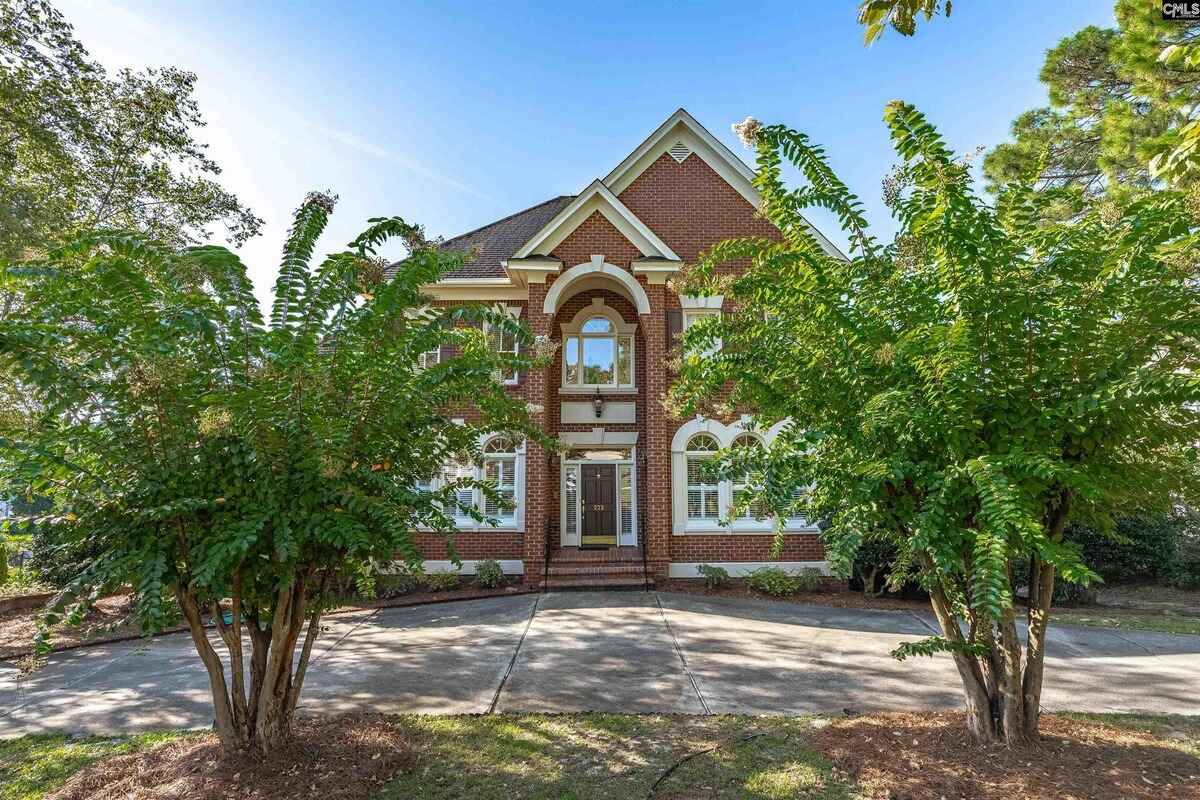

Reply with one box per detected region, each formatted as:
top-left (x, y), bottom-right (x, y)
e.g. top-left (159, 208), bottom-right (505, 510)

top-left (670, 105), bottom-right (1200, 743)
top-left (0, 192), bottom-right (544, 755)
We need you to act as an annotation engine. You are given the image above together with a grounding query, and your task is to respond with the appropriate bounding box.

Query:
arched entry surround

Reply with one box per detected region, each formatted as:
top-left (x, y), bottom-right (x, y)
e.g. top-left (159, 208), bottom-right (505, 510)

top-left (543, 255), bottom-right (651, 316)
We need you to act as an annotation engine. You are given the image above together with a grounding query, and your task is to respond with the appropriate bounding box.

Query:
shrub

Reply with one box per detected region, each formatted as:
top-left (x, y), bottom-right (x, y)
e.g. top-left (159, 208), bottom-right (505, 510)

top-left (795, 567), bottom-right (824, 593)
top-left (1067, 515), bottom-right (1180, 584)
top-left (376, 566), bottom-right (422, 599)
top-left (423, 571), bottom-right (461, 592)
top-left (474, 560), bottom-right (505, 589)
top-left (853, 539), bottom-right (897, 598)
top-left (1169, 511), bottom-right (1200, 589)
top-left (745, 567), bottom-right (799, 597)
top-left (696, 564), bottom-right (730, 589)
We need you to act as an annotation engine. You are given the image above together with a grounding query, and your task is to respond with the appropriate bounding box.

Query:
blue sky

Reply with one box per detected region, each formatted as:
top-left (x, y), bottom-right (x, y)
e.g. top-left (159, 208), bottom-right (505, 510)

top-left (59, 0), bottom-right (1115, 309)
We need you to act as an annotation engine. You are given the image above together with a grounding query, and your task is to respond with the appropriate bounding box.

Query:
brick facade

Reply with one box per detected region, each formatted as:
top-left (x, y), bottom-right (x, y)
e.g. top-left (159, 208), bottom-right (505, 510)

top-left (413, 111), bottom-right (832, 586)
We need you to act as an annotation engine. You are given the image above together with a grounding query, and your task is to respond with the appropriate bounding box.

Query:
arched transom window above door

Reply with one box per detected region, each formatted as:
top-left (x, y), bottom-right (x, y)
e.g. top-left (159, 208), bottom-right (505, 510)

top-left (560, 298), bottom-right (637, 392)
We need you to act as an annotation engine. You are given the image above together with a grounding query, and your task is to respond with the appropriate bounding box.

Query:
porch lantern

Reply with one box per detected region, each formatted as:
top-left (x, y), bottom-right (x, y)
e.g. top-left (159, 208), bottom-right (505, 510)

top-left (592, 387), bottom-right (604, 418)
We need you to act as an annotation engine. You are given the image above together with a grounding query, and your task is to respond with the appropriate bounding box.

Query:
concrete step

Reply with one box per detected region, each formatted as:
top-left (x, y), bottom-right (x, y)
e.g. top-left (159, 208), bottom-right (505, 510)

top-left (541, 576), bottom-right (653, 591)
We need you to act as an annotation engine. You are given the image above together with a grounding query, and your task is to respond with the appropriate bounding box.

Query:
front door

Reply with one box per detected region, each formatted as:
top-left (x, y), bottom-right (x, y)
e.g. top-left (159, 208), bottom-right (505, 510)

top-left (581, 464), bottom-right (617, 548)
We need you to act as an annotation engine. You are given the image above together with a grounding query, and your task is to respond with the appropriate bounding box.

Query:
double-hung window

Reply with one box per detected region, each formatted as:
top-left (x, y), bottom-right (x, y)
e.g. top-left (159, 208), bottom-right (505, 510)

top-left (481, 437), bottom-right (517, 523)
top-left (685, 434), bottom-right (721, 523)
top-left (730, 434), bottom-right (769, 522)
top-left (484, 319), bottom-right (519, 385)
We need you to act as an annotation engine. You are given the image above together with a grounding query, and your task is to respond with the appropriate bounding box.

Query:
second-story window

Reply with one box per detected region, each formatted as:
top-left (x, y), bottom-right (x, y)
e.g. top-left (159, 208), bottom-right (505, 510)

top-left (561, 299), bottom-right (636, 390)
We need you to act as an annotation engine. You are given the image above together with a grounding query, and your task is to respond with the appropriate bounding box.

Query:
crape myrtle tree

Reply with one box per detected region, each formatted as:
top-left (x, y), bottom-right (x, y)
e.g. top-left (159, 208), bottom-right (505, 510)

top-left (0, 192), bottom-right (546, 755)
top-left (668, 105), bottom-right (1200, 744)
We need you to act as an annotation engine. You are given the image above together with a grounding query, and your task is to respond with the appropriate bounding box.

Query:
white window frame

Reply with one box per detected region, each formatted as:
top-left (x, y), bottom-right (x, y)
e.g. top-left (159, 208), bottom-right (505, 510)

top-left (680, 294), bottom-right (723, 355)
top-left (684, 435), bottom-right (721, 527)
top-left (417, 347), bottom-right (440, 370)
top-left (485, 304), bottom-right (521, 386)
top-left (422, 434), bottom-right (526, 531)
top-left (560, 297), bottom-right (637, 393)
top-left (559, 444), bottom-right (638, 547)
top-left (670, 417), bottom-right (817, 535)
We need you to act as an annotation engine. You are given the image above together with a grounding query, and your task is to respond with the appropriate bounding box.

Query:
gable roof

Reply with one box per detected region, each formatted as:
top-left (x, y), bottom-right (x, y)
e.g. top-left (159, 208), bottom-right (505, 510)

top-left (512, 180), bottom-right (679, 261)
top-left (389, 195), bottom-right (574, 280)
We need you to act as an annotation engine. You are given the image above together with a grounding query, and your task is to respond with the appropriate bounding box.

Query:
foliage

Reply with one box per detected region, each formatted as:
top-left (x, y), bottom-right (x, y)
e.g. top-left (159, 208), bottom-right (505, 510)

top-left (696, 563), bottom-right (731, 589)
top-left (852, 538), bottom-right (897, 598)
top-left (795, 566), bottom-right (824, 593)
top-left (857, 0), bottom-right (951, 45)
top-left (0, 0), bottom-right (260, 261)
top-left (423, 572), bottom-right (461, 592)
top-left (0, 192), bottom-right (544, 756)
top-left (473, 559), bottom-right (504, 589)
top-left (0, 731), bottom-right (187, 800)
top-left (671, 104), bottom-right (1200, 743)
top-left (745, 567), bottom-right (800, 597)
top-left (376, 566), bottom-right (422, 599)
top-left (983, 3), bottom-right (1200, 198)
top-left (1168, 508), bottom-right (1200, 588)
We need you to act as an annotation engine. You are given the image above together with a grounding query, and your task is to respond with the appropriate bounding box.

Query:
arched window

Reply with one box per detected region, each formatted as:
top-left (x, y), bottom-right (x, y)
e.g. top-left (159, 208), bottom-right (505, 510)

top-left (685, 434), bottom-right (720, 521)
top-left (731, 434), bottom-right (768, 520)
top-left (561, 299), bottom-right (636, 390)
top-left (482, 436), bottom-right (517, 521)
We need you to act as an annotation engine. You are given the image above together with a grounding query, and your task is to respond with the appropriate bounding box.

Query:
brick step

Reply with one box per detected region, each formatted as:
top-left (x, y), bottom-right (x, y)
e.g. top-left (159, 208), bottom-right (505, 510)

top-left (541, 575), bottom-right (653, 591)
top-left (547, 565), bottom-right (648, 578)
top-left (548, 549), bottom-right (644, 565)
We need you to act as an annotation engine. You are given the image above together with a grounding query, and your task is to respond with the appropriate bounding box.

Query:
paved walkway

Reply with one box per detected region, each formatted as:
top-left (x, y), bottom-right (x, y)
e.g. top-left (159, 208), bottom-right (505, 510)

top-left (2, 591), bottom-right (1198, 737)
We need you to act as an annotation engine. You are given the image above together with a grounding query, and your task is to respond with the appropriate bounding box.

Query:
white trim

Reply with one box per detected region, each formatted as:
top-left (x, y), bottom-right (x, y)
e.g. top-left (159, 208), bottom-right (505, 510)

top-left (559, 296), bottom-right (637, 391)
top-left (424, 433), bottom-right (527, 532)
top-left (421, 559), bottom-right (525, 576)
top-left (422, 283), bottom-right (528, 302)
top-left (559, 429), bottom-right (639, 447)
top-left (631, 257), bottom-right (683, 284)
top-left (601, 108), bottom-right (845, 261)
top-left (503, 256), bottom-right (563, 285)
top-left (559, 446), bottom-right (639, 548)
top-left (670, 416), bottom-right (816, 534)
top-left (543, 256), bottom-right (652, 315)
top-left (561, 401), bottom-right (636, 424)
top-left (515, 181), bottom-right (678, 261)
top-left (668, 561), bottom-right (830, 578)
top-left (679, 294), bottom-right (724, 310)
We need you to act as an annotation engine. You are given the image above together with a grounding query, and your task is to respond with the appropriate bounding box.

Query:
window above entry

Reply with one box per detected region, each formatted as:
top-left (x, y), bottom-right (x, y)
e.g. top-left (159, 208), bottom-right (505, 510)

top-left (560, 298), bottom-right (637, 392)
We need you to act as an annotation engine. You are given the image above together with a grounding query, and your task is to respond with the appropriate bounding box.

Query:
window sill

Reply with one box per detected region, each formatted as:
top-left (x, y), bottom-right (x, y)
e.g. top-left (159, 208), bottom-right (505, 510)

top-left (559, 385), bottom-right (637, 395)
top-left (673, 525), bottom-right (820, 536)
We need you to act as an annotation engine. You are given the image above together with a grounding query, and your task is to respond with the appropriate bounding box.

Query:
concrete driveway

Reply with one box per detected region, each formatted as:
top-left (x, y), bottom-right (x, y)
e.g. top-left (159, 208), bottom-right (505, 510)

top-left (2, 591), bottom-right (1198, 738)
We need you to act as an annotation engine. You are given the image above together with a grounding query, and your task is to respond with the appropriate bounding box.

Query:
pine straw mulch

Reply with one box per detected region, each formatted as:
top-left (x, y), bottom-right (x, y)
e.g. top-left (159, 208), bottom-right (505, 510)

top-left (46, 714), bottom-right (414, 800)
top-left (0, 594), bottom-right (157, 660)
top-left (814, 711), bottom-right (1200, 800)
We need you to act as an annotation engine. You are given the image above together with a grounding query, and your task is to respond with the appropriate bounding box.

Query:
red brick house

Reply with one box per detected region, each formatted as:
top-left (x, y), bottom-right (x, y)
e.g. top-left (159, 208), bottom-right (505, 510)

top-left (409, 109), bottom-right (842, 589)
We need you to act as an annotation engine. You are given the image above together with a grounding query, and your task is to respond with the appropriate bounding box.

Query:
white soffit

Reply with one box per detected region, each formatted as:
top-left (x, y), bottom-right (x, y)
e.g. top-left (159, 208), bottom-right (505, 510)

top-left (513, 180), bottom-right (678, 261)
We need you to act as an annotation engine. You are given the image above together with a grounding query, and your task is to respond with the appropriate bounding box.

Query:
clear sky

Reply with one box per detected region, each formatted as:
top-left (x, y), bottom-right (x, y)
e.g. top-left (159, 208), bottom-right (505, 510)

top-left (58, 0), bottom-right (1116, 310)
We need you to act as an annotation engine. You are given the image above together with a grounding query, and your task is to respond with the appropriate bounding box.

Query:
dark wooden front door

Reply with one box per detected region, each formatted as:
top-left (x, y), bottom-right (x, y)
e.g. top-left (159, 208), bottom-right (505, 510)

top-left (581, 464), bottom-right (616, 548)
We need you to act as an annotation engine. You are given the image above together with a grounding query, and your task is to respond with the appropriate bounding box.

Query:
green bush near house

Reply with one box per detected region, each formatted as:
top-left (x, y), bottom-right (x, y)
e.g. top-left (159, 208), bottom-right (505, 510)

top-left (423, 572), bottom-right (461, 592)
top-left (745, 567), bottom-right (799, 597)
top-left (376, 566), bottom-right (423, 598)
top-left (473, 560), bottom-right (505, 589)
top-left (697, 563), bottom-right (731, 589)
top-left (795, 567), bottom-right (824, 593)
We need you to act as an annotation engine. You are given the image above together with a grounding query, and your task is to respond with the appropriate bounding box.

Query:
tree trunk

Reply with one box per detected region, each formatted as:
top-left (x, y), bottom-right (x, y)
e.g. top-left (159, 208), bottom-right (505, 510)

top-left (924, 575), bottom-right (998, 743)
top-left (176, 572), bottom-right (328, 758)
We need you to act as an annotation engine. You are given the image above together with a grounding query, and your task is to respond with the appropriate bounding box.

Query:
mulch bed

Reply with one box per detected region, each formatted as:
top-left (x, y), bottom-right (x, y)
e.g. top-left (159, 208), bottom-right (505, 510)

top-left (661, 579), bottom-right (923, 611)
top-left (0, 594), bottom-right (154, 660)
top-left (46, 714), bottom-right (414, 800)
top-left (815, 711), bottom-right (1200, 800)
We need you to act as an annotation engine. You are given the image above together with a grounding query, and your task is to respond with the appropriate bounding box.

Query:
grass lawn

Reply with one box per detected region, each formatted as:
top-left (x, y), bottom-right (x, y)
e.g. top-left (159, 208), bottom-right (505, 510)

top-left (4, 712), bottom-right (1198, 800)
top-left (1055, 610), bottom-right (1200, 636)
top-left (0, 731), bottom-right (188, 800)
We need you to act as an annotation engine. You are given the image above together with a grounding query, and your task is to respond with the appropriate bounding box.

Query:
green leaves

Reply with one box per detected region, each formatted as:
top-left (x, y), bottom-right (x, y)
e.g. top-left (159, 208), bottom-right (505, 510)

top-left (1, 193), bottom-right (545, 645)
top-left (669, 103), bottom-right (1200, 683)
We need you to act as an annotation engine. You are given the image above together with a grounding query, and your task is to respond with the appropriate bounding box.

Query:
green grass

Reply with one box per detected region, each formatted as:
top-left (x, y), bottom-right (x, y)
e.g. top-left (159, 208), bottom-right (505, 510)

top-left (380, 714), bottom-right (854, 800)
top-left (4, 712), bottom-right (1196, 800)
top-left (0, 731), bottom-right (187, 800)
top-left (1056, 611), bottom-right (1200, 636)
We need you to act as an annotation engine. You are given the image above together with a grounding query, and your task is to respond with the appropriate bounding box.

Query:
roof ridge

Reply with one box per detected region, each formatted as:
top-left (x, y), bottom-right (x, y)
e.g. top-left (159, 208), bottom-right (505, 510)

top-left (441, 195), bottom-right (575, 248)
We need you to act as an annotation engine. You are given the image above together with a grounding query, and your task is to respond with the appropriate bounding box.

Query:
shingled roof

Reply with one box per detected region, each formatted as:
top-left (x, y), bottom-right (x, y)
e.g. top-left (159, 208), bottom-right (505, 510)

top-left (390, 195), bottom-right (574, 281)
